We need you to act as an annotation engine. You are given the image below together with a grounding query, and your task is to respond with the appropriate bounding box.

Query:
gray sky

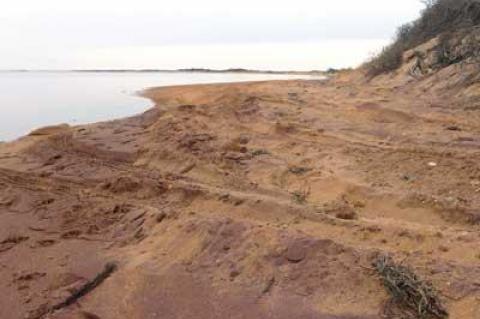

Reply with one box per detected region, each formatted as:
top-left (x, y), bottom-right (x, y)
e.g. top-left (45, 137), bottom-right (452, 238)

top-left (1, 0), bottom-right (424, 70)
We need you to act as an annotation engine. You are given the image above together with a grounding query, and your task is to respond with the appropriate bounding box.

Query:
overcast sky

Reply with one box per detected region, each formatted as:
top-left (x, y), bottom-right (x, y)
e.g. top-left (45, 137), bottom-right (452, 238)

top-left (0, 0), bottom-right (424, 70)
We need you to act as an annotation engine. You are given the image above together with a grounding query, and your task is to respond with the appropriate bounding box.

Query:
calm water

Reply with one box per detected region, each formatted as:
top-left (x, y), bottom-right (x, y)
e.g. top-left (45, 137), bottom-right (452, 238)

top-left (0, 71), bottom-right (316, 141)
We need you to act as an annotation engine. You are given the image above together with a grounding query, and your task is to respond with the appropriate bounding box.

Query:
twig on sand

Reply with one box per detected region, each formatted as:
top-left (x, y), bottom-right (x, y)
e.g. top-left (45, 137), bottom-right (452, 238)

top-left (30, 262), bottom-right (118, 319)
top-left (373, 254), bottom-right (448, 319)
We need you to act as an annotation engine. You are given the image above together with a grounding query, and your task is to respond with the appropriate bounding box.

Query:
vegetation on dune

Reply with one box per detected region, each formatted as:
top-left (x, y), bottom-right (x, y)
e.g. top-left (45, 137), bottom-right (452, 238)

top-left (373, 255), bottom-right (448, 319)
top-left (366, 0), bottom-right (480, 77)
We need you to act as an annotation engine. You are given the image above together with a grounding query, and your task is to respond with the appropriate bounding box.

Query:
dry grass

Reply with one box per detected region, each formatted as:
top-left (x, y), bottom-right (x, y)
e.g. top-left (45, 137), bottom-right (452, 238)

top-left (373, 255), bottom-right (448, 319)
top-left (366, 0), bottom-right (480, 77)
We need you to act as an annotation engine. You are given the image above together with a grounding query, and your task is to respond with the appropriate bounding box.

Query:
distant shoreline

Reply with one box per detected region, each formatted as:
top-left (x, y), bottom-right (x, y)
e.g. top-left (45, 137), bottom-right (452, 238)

top-left (0, 68), bottom-right (327, 75)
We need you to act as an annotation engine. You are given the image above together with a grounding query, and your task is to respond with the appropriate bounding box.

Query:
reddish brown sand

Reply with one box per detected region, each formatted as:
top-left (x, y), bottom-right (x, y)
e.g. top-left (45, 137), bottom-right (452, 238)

top-left (1, 69), bottom-right (480, 318)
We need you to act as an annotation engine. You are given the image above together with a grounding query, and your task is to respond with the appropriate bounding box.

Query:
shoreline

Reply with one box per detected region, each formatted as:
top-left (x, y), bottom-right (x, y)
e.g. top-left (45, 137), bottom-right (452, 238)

top-left (0, 73), bottom-right (322, 142)
top-left (138, 77), bottom-right (324, 100)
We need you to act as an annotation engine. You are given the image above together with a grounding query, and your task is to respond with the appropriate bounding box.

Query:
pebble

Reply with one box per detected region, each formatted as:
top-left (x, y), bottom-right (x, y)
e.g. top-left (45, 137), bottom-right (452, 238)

top-left (286, 241), bottom-right (307, 263)
top-left (156, 212), bottom-right (167, 223)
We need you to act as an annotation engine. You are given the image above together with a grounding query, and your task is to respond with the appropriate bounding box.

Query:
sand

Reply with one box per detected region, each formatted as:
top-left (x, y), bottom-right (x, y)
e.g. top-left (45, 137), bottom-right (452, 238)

top-left (0, 72), bottom-right (480, 318)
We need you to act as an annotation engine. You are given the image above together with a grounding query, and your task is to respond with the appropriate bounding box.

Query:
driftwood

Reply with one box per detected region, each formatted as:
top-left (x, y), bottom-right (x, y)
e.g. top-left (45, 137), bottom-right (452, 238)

top-left (373, 255), bottom-right (448, 319)
top-left (31, 262), bottom-right (117, 319)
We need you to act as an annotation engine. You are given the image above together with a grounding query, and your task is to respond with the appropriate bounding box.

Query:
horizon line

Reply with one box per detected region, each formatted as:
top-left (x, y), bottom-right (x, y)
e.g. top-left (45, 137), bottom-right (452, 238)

top-left (0, 68), bottom-right (330, 74)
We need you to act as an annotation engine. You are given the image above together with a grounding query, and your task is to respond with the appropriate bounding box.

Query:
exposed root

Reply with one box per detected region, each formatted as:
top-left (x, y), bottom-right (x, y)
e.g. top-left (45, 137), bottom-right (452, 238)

top-left (31, 262), bottom-right (117, 319)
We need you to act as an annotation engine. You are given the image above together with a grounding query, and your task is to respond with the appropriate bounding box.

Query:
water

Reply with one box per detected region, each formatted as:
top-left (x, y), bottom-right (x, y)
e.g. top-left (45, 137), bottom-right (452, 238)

top-left (0, 71), bottom-right (317, 141)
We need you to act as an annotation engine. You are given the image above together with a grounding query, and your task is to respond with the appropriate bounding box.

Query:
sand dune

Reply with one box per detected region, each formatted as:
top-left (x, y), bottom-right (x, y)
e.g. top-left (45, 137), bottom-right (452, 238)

top-left (1, 71), bottom-right (480, 318)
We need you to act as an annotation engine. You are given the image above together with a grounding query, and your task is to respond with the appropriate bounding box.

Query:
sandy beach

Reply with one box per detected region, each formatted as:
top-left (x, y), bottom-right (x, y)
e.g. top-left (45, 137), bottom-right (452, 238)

top-left (0, 62), bottom-right (480, 318)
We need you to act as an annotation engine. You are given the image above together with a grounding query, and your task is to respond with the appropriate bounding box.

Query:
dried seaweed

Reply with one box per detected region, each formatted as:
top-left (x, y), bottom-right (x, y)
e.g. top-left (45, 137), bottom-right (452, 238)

top-left (373, 255), bottom-right (448, 319)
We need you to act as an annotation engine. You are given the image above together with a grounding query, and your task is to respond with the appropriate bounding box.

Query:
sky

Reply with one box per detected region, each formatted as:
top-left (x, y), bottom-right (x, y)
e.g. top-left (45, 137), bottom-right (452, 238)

top-left (0, 0), bottom-right (425, 71)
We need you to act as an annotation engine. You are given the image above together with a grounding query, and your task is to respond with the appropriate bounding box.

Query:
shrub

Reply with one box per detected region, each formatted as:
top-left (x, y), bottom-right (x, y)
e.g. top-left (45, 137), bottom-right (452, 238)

top-left (366, 0), bottom-right (480, 77)
top-left (366, 40), bottom-right (405, 77)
